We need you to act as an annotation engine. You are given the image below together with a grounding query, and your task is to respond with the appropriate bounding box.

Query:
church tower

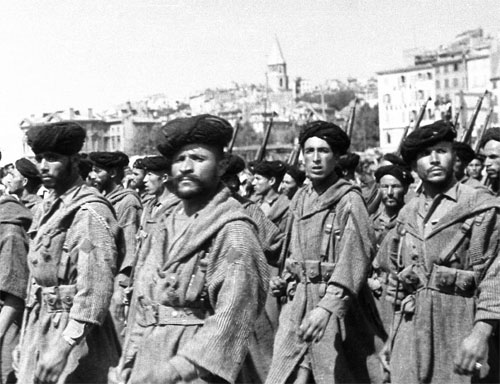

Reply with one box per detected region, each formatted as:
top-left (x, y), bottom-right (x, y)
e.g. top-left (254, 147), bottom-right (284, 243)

top-left (267, 37), bottom-right (289, 92)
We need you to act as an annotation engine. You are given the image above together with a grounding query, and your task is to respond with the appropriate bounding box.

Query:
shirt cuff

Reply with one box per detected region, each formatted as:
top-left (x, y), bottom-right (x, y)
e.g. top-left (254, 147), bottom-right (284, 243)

top-left (317, 284), bottom-right (350, 318)
top-left (62, 319), bottom-right (90, 345)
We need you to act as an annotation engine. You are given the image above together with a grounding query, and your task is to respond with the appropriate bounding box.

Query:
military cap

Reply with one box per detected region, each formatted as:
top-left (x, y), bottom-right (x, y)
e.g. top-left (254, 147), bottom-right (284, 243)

top-left (224, 154), bottom-right (246, 176)
top-left (253, 160), bottom-right (287, 180)
top-left (337, 152), bottom-right (360, 171)
top-left (285, 165), bottom-right (306, 186)
top-left (400, 120), bottom-right (456, 164)
top-left (157, 114), bottom-right (233, 158)
top-left (382, 153), bottom-right (408, 167)
top-left (452, 141), bottom-right (475, 165)
top-left (375, 165), bottom-right (414, 186)
top-left (299, 121), bottom-right (350, 155)
top-left (141, 156), bottom-right (171, 172)
top-left (89, 151), bottom-right (129, 170)
top-left (15, 158), bottom-right (41, 181)
top-left (27, 121), bottom-right (86, 155)
top-left (132, 158), bottom-right (146, 170)
top-left (479, 127), bottom-right (500, 148)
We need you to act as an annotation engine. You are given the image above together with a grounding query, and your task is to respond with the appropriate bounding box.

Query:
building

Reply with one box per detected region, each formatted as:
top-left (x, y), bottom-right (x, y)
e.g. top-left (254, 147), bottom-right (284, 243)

top-left (267, 37), bottom-right (289, 92)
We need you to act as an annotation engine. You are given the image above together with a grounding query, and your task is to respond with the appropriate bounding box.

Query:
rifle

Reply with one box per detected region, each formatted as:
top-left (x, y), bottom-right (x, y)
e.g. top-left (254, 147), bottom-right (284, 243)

top-left (453, 106), bottom-right (462, 130)
top-left (396, 97), bottom-right (431, 155)
top-left (287, 143), bottom-right (301, 166)
top-left (254, 117), bottom-right (273, 162)
top-left (227, 119), bottom-right (241, 154)
top-left (461, 90), bottom-right (488, 144)
top-left (346, 98), bottom-right (358, 138)
top-left (474, 107), bottom-right (494, 151)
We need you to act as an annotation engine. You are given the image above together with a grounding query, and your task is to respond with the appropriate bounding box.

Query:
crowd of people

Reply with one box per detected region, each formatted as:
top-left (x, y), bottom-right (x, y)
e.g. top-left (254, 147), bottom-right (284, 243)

top-left (0, 115), bottom-right (498, 384)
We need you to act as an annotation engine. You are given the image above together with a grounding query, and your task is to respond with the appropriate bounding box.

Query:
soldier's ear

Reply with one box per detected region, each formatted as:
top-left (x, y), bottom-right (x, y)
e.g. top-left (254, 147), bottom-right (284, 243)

top-left (22, 177), bottom-right (28, 188)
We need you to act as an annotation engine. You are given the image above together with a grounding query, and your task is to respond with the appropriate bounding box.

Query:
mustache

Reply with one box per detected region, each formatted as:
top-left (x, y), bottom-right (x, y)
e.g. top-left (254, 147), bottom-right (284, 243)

top-left (174, 175), bottom-right (200, 183)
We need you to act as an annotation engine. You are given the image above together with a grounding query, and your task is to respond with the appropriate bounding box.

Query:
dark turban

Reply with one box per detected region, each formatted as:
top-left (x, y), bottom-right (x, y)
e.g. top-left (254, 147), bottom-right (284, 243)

top-left (253, 160), bottom-right (287, 181)
top-left (157, 114), bottom-right (233, 158)
top-left (452, 142), bottom-right (475, 165)
top-left (480, 127), bottom-right (500, 148)
top-left (286, 165), bottom-right (306, 186)
top-left (15, 158), bottom-right (41, 181)
top-left (133, 158), bottom-right (146, 170)
top-left (299, 121), bottom-right (350, 155)
top-left (375, 165), bottom-right (414, 187)
top-left (89, 151), bottom-right (129, 170)
top-left (337, 152), bottom-right (360, 171)
top-left (224, 154), bottom-right (246, 176)
top-left (400, 120), bottom-right (456, 164)
top-left (78, 154), bottom-right (93, 180)
top-left (27, 122), bottom-right (86, 155)
top-left (382, 153), bottom-right (408, 167)
top-left (142, 156), bottom-right (170, 172)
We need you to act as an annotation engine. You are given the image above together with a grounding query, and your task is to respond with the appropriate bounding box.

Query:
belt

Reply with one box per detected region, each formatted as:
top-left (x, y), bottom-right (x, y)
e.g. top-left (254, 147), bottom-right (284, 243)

top-left (426, 265), bottom-right (476, 298)
top-left (138, 302), bottom-right (208, 327)
top-left (284, 259), bottom-right (335, 284)
top-left (39, 284), bottom-right (77, 312)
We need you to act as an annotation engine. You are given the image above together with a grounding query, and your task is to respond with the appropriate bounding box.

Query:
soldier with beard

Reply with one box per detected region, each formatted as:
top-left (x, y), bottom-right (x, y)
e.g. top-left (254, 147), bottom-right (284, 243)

top-left (88, 151), bottom-right (142, 342)
top-left (117, 114), bottom-right (269, 384)
top-left (17, 122), bottom-right (121, 383)
top-left (479, 127), bottom-right (500, 196)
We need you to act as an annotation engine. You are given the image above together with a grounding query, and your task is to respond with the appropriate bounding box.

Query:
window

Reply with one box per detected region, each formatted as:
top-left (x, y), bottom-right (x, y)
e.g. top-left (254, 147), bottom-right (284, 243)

top-left (436, 80), bottom-right (441, 89)
top-left (436, 66), bottom-right (440, 74)
top-left (454, 63), bottom-right (459, 71)
top-left (427, 72), bottom-right (432, 80)
top-left (279, 78), bottom-right (283, 87)
top-left (400, 75), bottom-right (406, 84)
top-left (383, 94), bottom-right (391, 103)
top-left (453, 78), bottom-right (459, 87)
top-left (444, 65), bottom-right (449, 74)
top-left (444, 79), bottom-right (449, 88)
top-left (386, 132), bottom-right (391, 144)
top-left (417, 90), bottom-right (424, 100)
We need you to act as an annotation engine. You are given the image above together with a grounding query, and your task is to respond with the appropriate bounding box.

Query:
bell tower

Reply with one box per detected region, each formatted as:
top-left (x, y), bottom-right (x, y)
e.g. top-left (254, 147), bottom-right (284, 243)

top-left (267, 37), bottom-right (289, 92)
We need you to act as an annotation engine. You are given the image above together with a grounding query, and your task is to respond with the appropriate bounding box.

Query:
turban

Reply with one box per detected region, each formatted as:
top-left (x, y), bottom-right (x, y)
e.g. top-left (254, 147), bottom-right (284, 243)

top-left (89, 151), bottom-right (129, 170)
top-left (480, 127), bottom-right (500, 148)
top-left (78, 154), bottom-right (93, 179)
top-left (133, 158), bottom-right (146, 170)
top-left (337, 152), bottom-right (360, 171)
top-left (452, 142), bottom-right (475, 165)
top-left (253, 160), bottom-right (287, 181)
top-left (142, 156), bottom-right (171, 172)
top-left (299, 121), bottom-right (350, 155)
top-left (157, 114), bottom-right (233, 158)
top-left (400, 120), bottom-right (456, 164)
top-left (382, 153), bottom-right (408, 167)
top-left (27, 122), bottom-right (86, 155)
top-left (224, 154), bottom-right (246, 176)
top-left (286, 165), bottom-right (306, 186)
top-left (15, 158), bottom-right (41, 181)
top-left (375, 165), bottom-right (414, 186)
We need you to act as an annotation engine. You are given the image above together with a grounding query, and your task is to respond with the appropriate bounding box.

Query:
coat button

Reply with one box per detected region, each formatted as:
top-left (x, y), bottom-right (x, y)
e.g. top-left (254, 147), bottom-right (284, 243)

top-left (172, 311), bottom-right (178, 317)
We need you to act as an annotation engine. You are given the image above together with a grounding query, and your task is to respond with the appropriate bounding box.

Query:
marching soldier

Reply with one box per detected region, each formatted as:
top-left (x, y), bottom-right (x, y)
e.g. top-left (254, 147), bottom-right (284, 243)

top-left (337, 152), bottom-right (360, 183)
top-left (4, 158), bottom-right (42, 212)
top-left (267, 121), bottom-right (383, 384)
top-left (17, 122), bottom-right (121, 383)
top-left (466, 153), bottom-right (485, 183)
top-left (119, 114), bottom-right (269, 384)
top-left (280, 165), bottom-right (306, 200)
top-left (453, 141), bottom-right (486, 189)
top-left (480, 127), bottom-right (500, 195)
top-left (378, 120), bottom-right (500, 383)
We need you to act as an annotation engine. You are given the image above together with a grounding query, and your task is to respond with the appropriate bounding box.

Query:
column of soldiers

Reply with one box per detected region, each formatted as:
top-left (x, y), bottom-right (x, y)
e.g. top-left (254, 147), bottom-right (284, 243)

top-left (0, 115), bottom-right (498, 384)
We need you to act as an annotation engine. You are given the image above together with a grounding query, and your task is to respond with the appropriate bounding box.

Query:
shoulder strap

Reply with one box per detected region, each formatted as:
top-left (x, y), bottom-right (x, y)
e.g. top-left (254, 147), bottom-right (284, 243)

top-left (319, 207), bottom-right (337, 263)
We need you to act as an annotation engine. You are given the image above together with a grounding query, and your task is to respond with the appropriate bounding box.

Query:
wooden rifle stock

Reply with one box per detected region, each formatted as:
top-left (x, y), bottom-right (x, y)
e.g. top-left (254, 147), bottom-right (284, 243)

top-left (287, 143), bottom-right (301, 166)
top-left (346, 98), bottom-right (358, 138)
top-left (453, 106), bottom-right (462, 130)
top-left (474, 107), bottom-right (494, 152)
top-left (227, 120), bottom-right (241, 154)
top-left (396, 97), bottom-right (431, 155)
top-left (461, 90), bottom-right (488, 144)
top-left (254, 117), bottom-right (273, 162)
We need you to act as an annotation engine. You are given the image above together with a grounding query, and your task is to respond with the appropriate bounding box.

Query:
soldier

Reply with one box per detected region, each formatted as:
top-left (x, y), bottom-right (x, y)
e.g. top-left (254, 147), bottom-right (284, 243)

top-left (466, 153), bottom-right (485, 182)
top-left (453, 141), bottom-right (486, 189)
top-left (0, 194), bottom-right (32, 383)
top-left (129, 158), bottom-right (150, 203)
top-left (480, 127), bottom-right (500, 195)
top-left (267, 121), bottom-right (382, 384)
top-left (221, 154), bottom-right (246, 194)
top-left (252, 160), bottom-right (289, 231)
top-left (119, 114), bottom-right (269, 384)
top-left (4, 158), bottom-right (42, 211)
top-left (17, 121), bottom-right (121, 383)
top-left (337, 152), bottom-right (360, 183)
top-left (378, 120), bottom-right (500, 383)
top-left (88, 151), bottom-right (142, 340)
top-left (280, 165), bottom-right (305, 200)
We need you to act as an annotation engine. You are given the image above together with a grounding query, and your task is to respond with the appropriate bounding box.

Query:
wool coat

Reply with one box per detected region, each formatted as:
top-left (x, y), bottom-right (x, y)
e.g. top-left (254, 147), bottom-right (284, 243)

top-left (127, 185), bottom-right (270, 384)
top-left (378, 183), bottom-right (500, 384)
top-left (0, 196), bottom-right (31, 384)
top-left (17, 180), bottom-right (121, 384)
top-left (266, 179), bottom-right (384, 384)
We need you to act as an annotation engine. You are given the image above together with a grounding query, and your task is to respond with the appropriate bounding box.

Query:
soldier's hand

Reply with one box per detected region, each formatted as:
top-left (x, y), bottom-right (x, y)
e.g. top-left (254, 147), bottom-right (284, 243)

top-left (298, 307), bottom-right (331, 343)
top-left (385, 274), bottom-right (405, 306)
top-left (34, 336), bottom-right (72, 384)
top-left (454, 321), bottom-right (491, 377)
top-left (269, 276), bottom-right (286, 297)
top-left (112, 287), bottom-right (126, 322)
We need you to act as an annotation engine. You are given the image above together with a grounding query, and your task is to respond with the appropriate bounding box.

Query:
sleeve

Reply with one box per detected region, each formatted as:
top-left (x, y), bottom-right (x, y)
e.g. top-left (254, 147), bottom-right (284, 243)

top-left (68, 203), bottom-right (118, 325)
top-left (175, 220), bottom-right (269, 383)
top-left (117, 201), bottom-right (142, 276)
top-left (318, 193), bottom-right (374, 313)
top-left (0, 223), bottom-right (30, 300)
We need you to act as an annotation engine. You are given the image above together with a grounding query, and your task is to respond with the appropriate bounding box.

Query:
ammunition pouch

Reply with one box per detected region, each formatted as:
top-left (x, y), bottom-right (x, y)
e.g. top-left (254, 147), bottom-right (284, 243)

top-left (27, 284), bottom-right (77, 313)
top-left (137, 298), bottom-right (208, 327)
top-left (427, 265), bottom-right (476, 298)
top-left (283, 259), bottom-right (336, 299)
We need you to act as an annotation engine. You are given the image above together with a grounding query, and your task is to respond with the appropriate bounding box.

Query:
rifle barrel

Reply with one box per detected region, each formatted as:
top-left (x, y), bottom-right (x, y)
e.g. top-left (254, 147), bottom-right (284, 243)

top-left (227, 120), bottom-right (241, 153)
top-left (462, 90), bottom-right (488, 144)
top-left (254, 118), bottom-right (274, 162)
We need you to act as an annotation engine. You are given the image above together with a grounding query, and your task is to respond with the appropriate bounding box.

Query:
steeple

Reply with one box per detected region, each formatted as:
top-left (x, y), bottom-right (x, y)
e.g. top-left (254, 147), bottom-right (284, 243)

top-left (267, 36), bottom-right (289, 92)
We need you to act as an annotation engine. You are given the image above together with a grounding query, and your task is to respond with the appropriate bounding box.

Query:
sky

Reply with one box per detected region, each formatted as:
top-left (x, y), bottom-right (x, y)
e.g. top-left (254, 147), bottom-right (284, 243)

top-left (1, 0), bottom-right (499, 162)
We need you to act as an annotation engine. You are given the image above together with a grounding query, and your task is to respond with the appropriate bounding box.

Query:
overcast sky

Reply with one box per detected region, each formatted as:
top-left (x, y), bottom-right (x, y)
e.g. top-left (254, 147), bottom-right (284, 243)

top-left (1, 0), bottom-right (499, 161)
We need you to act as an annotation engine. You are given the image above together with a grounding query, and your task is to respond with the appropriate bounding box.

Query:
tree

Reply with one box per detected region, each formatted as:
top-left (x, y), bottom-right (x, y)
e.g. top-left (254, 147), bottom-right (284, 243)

top-left (234, 121), bottom-right (262, 147)
top-left (350, 103), bottom-right (379, 151)
top-left (298, 90), bottom-right (356, 111)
